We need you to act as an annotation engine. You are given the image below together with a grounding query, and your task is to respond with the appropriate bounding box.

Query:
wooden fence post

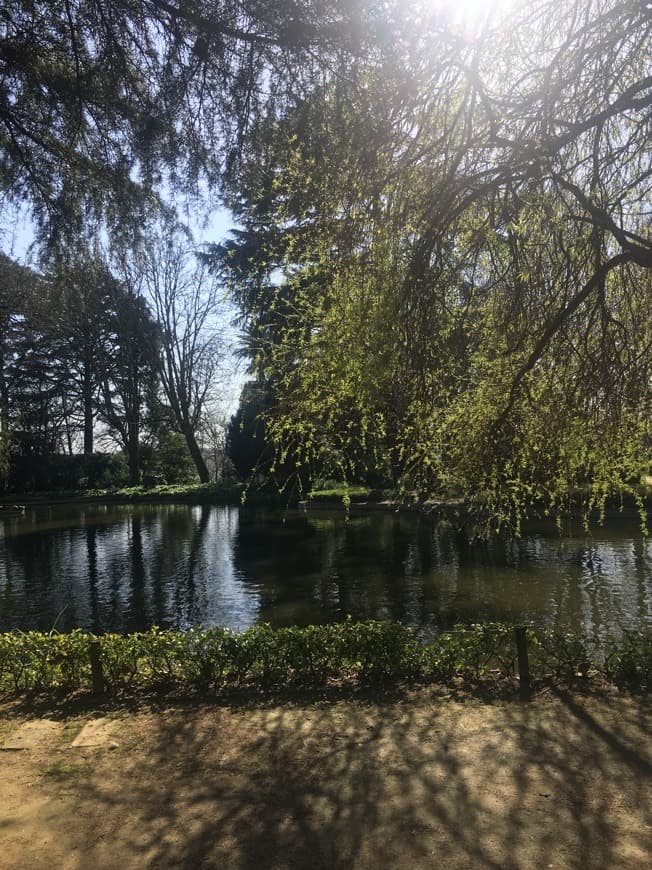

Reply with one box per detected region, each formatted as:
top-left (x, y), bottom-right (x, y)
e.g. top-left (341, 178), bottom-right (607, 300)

top-left (89, 640), bottom-right (104, 695)
top-left (514, 626), bottom-right (531, 701)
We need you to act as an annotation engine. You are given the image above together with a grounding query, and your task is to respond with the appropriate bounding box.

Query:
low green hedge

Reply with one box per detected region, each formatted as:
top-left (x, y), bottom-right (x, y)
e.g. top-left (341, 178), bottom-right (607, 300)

top-left (0, 621), bottom-right (649, 696)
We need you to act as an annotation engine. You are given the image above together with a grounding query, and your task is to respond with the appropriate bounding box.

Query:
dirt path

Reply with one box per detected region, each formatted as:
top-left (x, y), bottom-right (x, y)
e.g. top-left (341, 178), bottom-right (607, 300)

top-left (1, 690), bottom-right (650, 869)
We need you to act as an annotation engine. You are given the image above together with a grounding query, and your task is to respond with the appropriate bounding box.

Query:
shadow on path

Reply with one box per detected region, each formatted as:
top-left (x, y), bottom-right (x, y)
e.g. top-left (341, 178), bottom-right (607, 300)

top-left (2, 692), bottom-right (650, 869)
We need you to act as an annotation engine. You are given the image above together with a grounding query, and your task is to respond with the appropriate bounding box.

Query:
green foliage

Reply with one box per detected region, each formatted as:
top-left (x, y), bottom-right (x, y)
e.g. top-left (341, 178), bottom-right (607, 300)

top-left (530, 629), bottom-right (593, 683)
top-left (7, 453), bottom-right (128, 494)
top-left (0, 0), bottom-right (384, 244)
top-left (227, 380), bottom-right (276, 482)
top-left (0, 629), bottom-right (92, 693)
top-left (216, 1), bottom-right (652, 533)
top-left (0, 479), bottom-right (242, 504)
top-left (1, 622), bottom-right (649, 697)
top-left (602, 632), bottom-right (652, 688)
top-left (82, 453), bottom-right (130, 489)
top-left (141, 434), bottom-right (197, 487)
top-left (103, 481), bottom-right (243, 501)
top-left (307, 485), bottom-right (376, 504)
top-left (0, 251), bottom-right (163, 491)
top-left (426, 623), bottom-right (517, 683)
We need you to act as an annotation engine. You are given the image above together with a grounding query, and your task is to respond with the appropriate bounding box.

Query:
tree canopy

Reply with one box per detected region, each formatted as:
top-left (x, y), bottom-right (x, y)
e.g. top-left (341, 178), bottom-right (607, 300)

top-left (214, 0), bottom-right (652, 528)
top-left (0, 0), bottom-right (390, 243)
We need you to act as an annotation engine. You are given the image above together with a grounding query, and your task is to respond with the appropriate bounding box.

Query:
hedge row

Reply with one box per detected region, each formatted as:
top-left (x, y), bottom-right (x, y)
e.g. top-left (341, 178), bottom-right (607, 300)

top-left (0, 621), bottom-right (650, 695)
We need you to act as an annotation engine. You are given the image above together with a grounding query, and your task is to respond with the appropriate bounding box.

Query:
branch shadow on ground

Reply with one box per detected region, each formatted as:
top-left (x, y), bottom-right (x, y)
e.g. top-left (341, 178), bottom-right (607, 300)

top-left (42, 689), bottom-right (652, 869)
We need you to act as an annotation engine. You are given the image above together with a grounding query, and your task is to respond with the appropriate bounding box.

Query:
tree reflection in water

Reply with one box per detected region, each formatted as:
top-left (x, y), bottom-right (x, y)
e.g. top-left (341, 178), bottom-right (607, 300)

top-left (0, 505), bottom-right (650, 642)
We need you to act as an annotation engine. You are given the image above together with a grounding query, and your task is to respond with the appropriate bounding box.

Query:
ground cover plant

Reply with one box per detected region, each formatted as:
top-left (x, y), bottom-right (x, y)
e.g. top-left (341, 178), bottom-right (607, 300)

top-left (1, 622), bottom-right (649, 697)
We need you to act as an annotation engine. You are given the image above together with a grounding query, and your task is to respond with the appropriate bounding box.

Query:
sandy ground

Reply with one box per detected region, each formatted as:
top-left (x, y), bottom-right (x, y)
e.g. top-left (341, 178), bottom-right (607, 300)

top-left (0, 689), bottom-right (650, 869)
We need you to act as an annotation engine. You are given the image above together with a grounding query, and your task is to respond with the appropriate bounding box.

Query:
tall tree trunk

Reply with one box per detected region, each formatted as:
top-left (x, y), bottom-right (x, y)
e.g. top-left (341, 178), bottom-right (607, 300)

top-left (127, 425), bottom-right (140, 485)
top-left (128, 447), bottom-right (140, 485)
top-left (64, 412), bottom-right (74, 455)
top-left (0, 344), bottom-right (9, 487)
top-left (82, 354), bottom-right (94, 454)
top-left (183, 425), bottom-right (210, 483)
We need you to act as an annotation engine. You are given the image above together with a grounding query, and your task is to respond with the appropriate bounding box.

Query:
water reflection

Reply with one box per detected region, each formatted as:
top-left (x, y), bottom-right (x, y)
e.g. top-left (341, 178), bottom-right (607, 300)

top-left (0, 505), bottom-right (650, 639)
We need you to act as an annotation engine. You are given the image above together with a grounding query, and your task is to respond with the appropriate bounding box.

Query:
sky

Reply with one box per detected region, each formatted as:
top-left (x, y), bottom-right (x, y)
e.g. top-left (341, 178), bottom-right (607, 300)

top-left (0, 202), bottom-right (37, 264)
top-left (0, 198), bottom-right (236, 264)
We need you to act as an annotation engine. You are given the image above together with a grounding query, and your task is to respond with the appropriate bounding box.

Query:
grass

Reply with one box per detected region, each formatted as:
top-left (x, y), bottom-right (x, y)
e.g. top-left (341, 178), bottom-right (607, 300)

top-left (0, 480), bottom-right (244, 505)
top-left (41, 760), bottom-right (89, 780)
top-left (101, 481), bottom-right (243, 500)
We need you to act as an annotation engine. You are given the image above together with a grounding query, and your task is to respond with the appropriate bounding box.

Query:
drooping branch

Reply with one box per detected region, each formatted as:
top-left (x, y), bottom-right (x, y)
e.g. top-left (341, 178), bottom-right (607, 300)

top-left (493, 252), bottom-right (631, 430)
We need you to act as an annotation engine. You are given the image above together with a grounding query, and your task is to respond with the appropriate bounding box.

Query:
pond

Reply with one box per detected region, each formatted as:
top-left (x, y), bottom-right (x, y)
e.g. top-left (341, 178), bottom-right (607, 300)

top-left (0, 503), bottom-right (650, 641)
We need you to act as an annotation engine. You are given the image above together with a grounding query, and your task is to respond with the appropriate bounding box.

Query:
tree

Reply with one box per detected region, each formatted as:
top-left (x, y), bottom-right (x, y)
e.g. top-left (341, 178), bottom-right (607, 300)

top-left (0, 254), bottom-right (31, 477)
top-left (201, 412), bottom-right (230, 481)
top-left (216, 0), bottom-right (652, 528)
top-left (3, 1), bottom-right (650, 522)
top-left (0, 0), bottom-right (391, 244)
top-left (96, 278), bottom-right (160, 485)
top-left (140, 236), bottom-right (228, 483)
top-left (0, 254), bottom-right (76, 461)
top-left (227, 380), bottom-right (274, 483)
top-left (46, 254), bottom-right (120, 454)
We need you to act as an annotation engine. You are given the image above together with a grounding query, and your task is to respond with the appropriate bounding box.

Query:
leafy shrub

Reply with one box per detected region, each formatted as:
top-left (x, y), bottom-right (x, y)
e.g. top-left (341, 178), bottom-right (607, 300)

top-left (602, 631), bottom-right (652, 687)
top-left (0, 622), bottom-right (649, 697)
top-left (0, 630), bottom-right (91, 692)
top-left (178, 627), bottom-right (236, 688)
top-left (425, 623), bottom-right (516, 682)
top-left (7, 452), bottom-right (129, 493)
top-left (83, 453), bottom-right (130, 489)
top-left (529, 629), bottom-right (593, 683)
top-left (307, 485), bottom-right (380, 504)
top-left (106, 481), bottom-right (243, 501)
top-left (141, 434), bottom-right (198, 487)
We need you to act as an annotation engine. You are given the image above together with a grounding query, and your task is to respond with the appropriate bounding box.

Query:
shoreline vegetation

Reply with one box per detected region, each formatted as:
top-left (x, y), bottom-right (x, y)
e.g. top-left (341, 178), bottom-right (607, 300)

top-left (0, 481), bottom-right (650, 526)
top-left (1, 622), bottom-right (649, 702)
top-left (0, 481), bottom-right (246, 507)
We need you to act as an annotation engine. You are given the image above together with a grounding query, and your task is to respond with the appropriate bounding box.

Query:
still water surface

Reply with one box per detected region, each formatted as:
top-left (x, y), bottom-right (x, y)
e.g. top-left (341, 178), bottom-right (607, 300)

top-left (0, 503), bottom-right (650, 640)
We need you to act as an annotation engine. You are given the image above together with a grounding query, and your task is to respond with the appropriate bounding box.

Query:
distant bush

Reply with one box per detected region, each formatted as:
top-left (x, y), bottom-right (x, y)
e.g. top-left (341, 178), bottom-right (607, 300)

top-left (83, 453), bottom-right (129, 489)
top-left (308, 485), bottom-right (385, 505)
top-left (140, 434), bottom-right (197, 487)
top-left (0, 622), bottom-right (649, 697)
top-left (7, 452), bottom-right (128, 493)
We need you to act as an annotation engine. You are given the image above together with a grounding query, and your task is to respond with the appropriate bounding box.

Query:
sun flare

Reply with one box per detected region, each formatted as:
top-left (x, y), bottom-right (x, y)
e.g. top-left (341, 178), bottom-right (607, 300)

top-left (428, 0), bottom-right (520, 33)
